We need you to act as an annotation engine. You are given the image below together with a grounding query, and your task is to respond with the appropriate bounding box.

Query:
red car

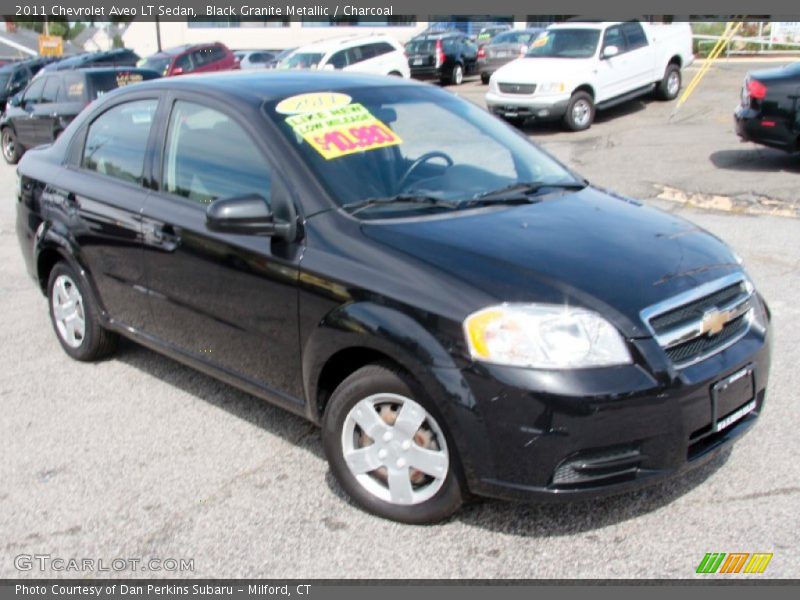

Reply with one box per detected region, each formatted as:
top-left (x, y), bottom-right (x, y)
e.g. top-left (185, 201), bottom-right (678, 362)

top-left (138, 42), bottom-right (239, 77)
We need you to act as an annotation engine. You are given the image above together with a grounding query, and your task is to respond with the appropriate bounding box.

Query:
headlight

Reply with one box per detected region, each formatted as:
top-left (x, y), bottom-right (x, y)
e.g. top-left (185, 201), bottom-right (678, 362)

top-left (537, 82), bottom-right (566, 95)
top-left (464, 304), bottom-right (632, 369)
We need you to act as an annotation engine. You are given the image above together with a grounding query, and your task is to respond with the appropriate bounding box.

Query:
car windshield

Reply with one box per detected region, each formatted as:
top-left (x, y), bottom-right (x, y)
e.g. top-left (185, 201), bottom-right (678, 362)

top-left (263, 85), bottom-right (581, 218)
top-left (278, 52), bottom-right (325, 70)
top-left (138, 55), bottom-right (171, 75)
top-left (525, 29), bottom-right (601, 59)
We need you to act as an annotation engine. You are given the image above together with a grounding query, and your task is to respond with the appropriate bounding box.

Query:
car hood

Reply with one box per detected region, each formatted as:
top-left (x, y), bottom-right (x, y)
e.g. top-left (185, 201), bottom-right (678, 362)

top-left (493, 57), bottom-right (592, 83)
top-left (361, 186), bottom-right (742, 338)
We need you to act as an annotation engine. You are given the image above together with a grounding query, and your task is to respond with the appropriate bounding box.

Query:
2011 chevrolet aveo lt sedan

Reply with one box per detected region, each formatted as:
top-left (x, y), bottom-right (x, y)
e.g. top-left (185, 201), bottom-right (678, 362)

top-left (16, 72), bottom-right (771, 523)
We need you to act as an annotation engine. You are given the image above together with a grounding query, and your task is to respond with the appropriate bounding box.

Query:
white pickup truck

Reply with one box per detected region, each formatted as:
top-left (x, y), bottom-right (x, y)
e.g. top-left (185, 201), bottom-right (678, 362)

top-left (485, 21), bottom-right (694, 130)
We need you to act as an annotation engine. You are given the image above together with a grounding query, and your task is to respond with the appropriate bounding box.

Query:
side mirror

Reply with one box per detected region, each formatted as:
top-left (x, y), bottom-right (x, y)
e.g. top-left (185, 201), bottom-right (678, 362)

top-left (206, 194), bottom-right (294, 238)
top-left (171, 66), bottom-right (184, 76)
top-left (8, 94), bottom-right (22, 107)
top-left (320, 63), bottom-right (336, 71)
top-left (602, 45), bottom-right (619, 59)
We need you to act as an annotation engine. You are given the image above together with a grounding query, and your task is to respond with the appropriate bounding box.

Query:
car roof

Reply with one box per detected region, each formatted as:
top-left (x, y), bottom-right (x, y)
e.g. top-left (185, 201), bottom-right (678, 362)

top-left (110, 70), bottom-right (423, 105)
top-left (548, 21), bottom-right (621, 30)
top-left (410, 31), bottom-right (462, 40)
top-left (294, 35), bottom-right (396, 54)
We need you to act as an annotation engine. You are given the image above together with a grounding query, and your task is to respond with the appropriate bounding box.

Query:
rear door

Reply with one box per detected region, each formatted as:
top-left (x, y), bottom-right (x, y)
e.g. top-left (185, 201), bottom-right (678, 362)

top-left (140, 94), bottom-right (303, 397)
top-left (54, 94), bottom-right (160, 331)
top-left (621, 21), bottom-right (656, 89)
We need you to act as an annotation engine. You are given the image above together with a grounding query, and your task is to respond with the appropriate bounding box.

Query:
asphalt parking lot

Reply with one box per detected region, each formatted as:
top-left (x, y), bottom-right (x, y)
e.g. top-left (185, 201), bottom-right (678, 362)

top-left (1, 60), bottom-right (799, 579)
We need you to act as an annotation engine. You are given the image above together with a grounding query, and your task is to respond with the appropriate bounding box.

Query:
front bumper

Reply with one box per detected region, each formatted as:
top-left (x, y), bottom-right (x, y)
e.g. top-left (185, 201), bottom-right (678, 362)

top-left (486, 90), bottom-right (571, 121)
top-left (446, 317), bottom-right (771, 502)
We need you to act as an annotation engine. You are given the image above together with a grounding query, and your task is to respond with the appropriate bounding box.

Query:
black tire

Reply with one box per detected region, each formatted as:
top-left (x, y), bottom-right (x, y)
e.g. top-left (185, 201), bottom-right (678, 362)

top-left (450, 63), bottom-right (464, 86)
top-left (47, 262), bottom-right (118, 361)
top-left (504, 116), bottom-right (526, 128)
top-left (563, 91), bottom-right (595, 131)
top-left (480, 72), bottom-right (490, 85)
top-left (387, 71), bottom-right (403, 77)
top-left (1, 127), bottom-right (22, 165)
top-left (656, 63), bottom-right (681, 101)
top-left (322, 362), bottom-right (465, 524)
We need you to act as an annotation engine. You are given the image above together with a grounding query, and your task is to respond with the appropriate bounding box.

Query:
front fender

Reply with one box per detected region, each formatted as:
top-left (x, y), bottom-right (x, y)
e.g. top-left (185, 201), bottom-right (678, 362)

top-left (301, 302), bottom-right (491, 485)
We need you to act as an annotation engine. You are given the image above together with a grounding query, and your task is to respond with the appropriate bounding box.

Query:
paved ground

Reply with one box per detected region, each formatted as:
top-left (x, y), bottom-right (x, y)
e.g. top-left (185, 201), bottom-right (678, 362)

top-left (1, 60), bottom-right (799, 579)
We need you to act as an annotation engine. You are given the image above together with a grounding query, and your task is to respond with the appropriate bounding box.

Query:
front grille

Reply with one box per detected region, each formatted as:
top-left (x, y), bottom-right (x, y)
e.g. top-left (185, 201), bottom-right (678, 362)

top-left (642, 274), bottom-right (753, 368)
top-left (650, 282), bottom-right (746, 333)
top-left (498, 83), bottom-right (536, 95)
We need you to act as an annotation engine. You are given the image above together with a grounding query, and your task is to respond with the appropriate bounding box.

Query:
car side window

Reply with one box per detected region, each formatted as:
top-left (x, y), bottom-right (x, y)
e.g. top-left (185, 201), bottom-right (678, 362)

top-left (82, 99), bottom-right (158, 185)
top-left (603, 26), bottom-right (627, 54)
top-left (328, 49), bottom-right (348, 69)
top-left (175, 53), bottom-right (194, 72)
top-left (22, 77), bottom-right (45, 105)
top-left (372, 42), bottom-right (395, 56)
top-left (40, 77), bottom-right (60, 104)
top-left (621, 22), bottom-right (648, 50)
top-left (162, 101), bottom-right (272, 206)
top-left (60, 74), bottom-right (86, 102)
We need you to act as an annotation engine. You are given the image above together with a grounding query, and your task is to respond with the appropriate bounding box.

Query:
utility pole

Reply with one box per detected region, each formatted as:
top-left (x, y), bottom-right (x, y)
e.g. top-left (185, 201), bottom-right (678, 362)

top-left (155, 16), bottom-right (162, 51)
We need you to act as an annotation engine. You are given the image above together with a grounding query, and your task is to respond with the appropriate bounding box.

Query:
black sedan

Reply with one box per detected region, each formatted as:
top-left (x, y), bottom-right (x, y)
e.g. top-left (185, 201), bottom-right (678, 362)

top-left (16, 72), bottom-right (771, 523)
top-left (2, 67), bottom-right (159, 164)
top-left (735, 61), bottom-right (800, 152)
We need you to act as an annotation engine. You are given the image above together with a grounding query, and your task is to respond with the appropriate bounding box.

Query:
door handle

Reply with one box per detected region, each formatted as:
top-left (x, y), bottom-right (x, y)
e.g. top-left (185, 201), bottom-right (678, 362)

top-left (151, 223), bottom-right (181, 251)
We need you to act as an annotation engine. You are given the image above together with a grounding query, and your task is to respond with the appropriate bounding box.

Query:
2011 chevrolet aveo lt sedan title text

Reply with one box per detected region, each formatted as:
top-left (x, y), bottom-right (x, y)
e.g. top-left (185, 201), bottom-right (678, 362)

top-left (16, 72), bottom-right (771, 523)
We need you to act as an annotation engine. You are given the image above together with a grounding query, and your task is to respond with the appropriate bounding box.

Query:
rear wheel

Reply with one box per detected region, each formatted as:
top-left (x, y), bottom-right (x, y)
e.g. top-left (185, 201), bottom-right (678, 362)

top-left (563, 91), bottom-right (595, 131)
top-left (2, 127), bottom-right (21, 165)
top-left (480, 72), bottom-right (491, 85)
top-left (657, 64), bottom-right (681, 100)
top-left (444, 63), bottom-right (464, 86)
top-left (322, 362), bottom-right (464, 524)
top-left (47, 262), bottom-right (118, 361)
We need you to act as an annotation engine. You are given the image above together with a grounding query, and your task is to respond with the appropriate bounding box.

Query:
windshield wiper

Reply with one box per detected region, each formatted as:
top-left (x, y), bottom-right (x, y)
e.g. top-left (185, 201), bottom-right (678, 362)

top-left (343, 194), bottom-right (458, 216)
top-left (464, 180), bottom-right (588, 206)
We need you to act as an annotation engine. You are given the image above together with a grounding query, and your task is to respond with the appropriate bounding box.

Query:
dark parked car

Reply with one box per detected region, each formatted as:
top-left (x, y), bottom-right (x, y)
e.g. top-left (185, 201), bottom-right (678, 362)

top-left (735, 61), bottom-right (800, 152)
top-left (475, 24), bottom-right (513, 46)
top-left (137, 42), bottom-right (239, 77)
top-left (0, 57), bottom-right (54, 111)
top-left (478, 28), bottom-right (544, 84)
top-left (15, 72), bottom-right (771, 523)
top-left (406, 31), bottom-right (478, 85)
top-left (39, 49), bottom-right (140, 74)
top-left (1, 67), bottom-right (159, 164)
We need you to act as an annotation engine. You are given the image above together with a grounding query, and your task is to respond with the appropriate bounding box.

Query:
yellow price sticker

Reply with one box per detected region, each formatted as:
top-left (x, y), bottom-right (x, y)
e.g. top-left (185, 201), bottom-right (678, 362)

top-left (531, 36), bottom-right (548, 48)
top-left (285, 103), bottom-right (402, 160)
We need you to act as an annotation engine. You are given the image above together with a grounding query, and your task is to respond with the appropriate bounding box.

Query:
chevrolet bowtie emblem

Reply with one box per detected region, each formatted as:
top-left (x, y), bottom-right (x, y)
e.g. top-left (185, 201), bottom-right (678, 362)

top-left (701, 308), bottom-right (732, 336)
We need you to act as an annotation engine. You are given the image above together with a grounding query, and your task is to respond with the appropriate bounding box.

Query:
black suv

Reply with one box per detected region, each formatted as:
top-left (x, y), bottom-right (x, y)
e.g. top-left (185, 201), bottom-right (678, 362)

top-left (39, 49), bottom-right (140, 74)
top-left (406, 31), bottom-right (478, 85)
top-left (1, 67), bottom-right (159, 164)
top-left (0, 57), bottom-right (54, 112)
top-left (735, 61), bottom-right (800, 152)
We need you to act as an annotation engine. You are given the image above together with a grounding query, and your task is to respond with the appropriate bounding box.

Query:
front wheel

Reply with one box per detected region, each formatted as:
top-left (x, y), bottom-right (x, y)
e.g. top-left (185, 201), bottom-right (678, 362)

top-left (657, 64), bottom-right (681, 100)
top-left (563, 91), bottom-right (595, 131)
top-left (480, 72), bottom-right (490, 85)
top-left (322, 363), bottom-right (465, 524)
top-left (1, 127), bottom-right (21, 165)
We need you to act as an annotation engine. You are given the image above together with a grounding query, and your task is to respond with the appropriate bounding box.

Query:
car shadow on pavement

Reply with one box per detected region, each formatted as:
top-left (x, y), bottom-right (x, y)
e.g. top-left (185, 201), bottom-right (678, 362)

top-left (114, 338), bottom-right (326, 461)
top-left (518, 99), bottom-right (649, 136)
top-left (710, 148), bottom-right (800, 173)
top-left (114, 338), bottom-right (731, 534)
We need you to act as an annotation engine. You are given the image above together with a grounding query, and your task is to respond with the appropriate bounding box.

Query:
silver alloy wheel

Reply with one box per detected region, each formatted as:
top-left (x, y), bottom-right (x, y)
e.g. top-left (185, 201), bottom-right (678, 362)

top-left (667, 70), bottom-right (680, 96)
top-left (454, 65), bottom-right (463, 85)
top-left (341, 393), bottom-right (449, 505)
top-left (51, 274), bottom-right (86, 348)
top-left (572, 99), bottom-right (592, 127)
top-left (2, 130), bottom-right (14, 162)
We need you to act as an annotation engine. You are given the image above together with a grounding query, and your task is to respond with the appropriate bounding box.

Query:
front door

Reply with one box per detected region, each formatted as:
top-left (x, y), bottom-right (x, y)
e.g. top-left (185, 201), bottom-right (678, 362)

top-left (29, 75), bottom-right (61, 146)
top-left (597, 25), bottom-right (631, 102)
top-left (141, 96), bottom-right (304, 399)
top-left (14, 76), bottom-right (45, 148)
